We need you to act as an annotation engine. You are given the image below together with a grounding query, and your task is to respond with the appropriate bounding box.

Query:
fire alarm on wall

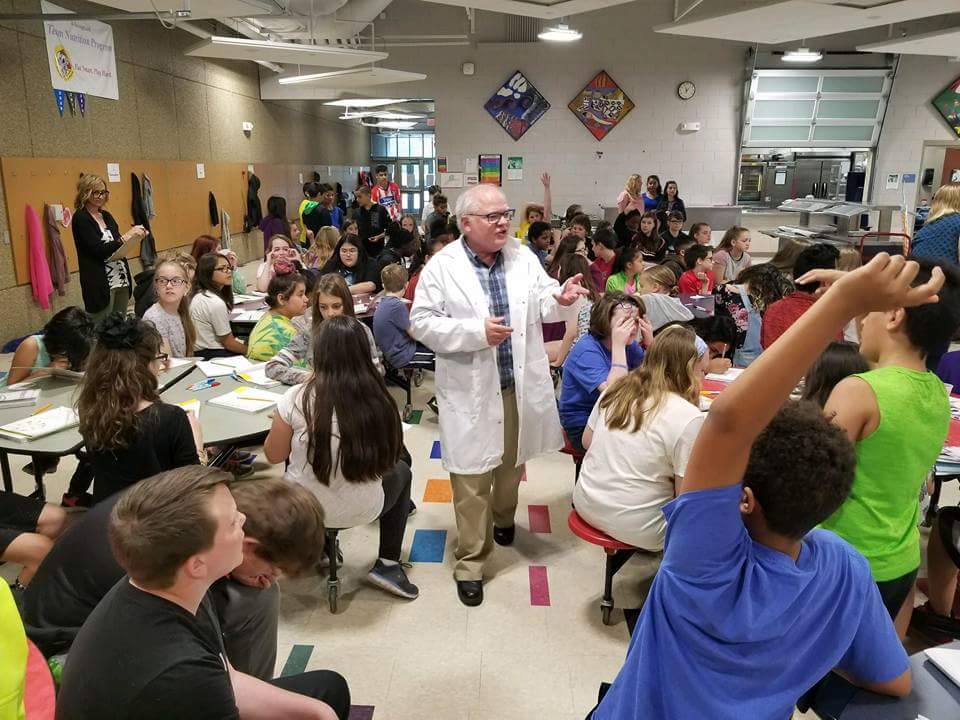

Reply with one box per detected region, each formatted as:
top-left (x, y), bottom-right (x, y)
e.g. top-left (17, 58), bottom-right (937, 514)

top-left (462, 62), bottom-right (475, 76)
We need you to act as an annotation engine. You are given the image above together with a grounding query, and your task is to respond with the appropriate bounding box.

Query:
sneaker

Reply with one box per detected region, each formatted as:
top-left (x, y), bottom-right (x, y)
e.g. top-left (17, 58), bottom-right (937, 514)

top-left (427, 396), bottom-right (438, 415)
top-left (61, 492), bottom-right (93, 509)
top-left (233, 450), bottom-right (254, 462)
top-left (366, 560), bottom-right (419, 599)
top-left (408, 499), bottom-right (417, 516)
top-left (910, 601), bottom-right (960, 639)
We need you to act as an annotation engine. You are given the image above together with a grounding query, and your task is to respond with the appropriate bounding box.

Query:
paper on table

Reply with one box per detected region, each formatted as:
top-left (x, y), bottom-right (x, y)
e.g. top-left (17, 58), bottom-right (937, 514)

top-left (211, 356), bottom-right (255, 371)
top-left (196, 361), bottom-right (235, 378)
top-left (232, 310), bottom-right (265, 323)
top-left (166, 357), bottom-right (194, 369)
top-left (176, 398), bottom-right (201, 419)
top-left (705, 368), bottom-right (746, 383)
top-left (105, 234), bottom-right (142, 263)
top-left (208, 386), bottom-right (284, 413)
top-left (232, 294), bottom-right (263, 304)
top-left (0, 406), bottom-right (79, 442)
top-left (0, 389), bottom-right (41, 407)
top-left (235, 364), bottom-right (280, 388)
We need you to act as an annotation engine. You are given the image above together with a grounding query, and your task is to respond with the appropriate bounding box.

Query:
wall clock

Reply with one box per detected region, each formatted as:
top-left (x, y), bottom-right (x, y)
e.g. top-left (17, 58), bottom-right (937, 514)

top-left (677, 81), bottom-right (696, 100)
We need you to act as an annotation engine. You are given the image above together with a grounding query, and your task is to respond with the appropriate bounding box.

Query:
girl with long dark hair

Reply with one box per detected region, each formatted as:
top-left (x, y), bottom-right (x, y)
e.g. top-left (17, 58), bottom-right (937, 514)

top-left (189, 253), bottom-right (247, 358)
top-left (320, 234), bottom-right (381, 295)
top-left (264, 316), bottom-right (418, 600)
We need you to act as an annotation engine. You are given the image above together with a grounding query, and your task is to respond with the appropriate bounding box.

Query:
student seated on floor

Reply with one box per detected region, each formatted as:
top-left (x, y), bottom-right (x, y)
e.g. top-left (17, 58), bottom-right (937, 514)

top-left (761, 243), bottom-right (840, 349)
top-left (559, 292), bottom-right (651, 455)
top-left (264, 316), bottom-right (418, 601)
top-left (246, 267), bottom-right (309, 362)
top-left (190, 252), bottom-right (248, 359)
top-left (22, 477), bottom-right (324, 682)
top-left (77, 314), bottom-right (205, 504)
top-left (373, 264), bottom-right (436, 372)
top-left (799, 341), bottom-right (869, 408)
top-left (820, 259), bottom-right (960, 638)
top-left (265, 273), bottom-right (382, 386)
top-left (571, 326), bottom-right (707, 551)
top-left (589, 253), bottom-right (937, 719)
top-left (1, 493), bottom-right (66, 589)
top-left (55, 466), bottom-right (350, 720)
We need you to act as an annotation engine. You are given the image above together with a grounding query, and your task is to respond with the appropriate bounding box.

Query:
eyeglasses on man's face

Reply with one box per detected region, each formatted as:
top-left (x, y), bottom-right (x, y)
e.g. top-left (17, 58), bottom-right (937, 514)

top-left (154, 277), bottom-right (187, 287)
top-left (465, 209), bottom-right (516, 224)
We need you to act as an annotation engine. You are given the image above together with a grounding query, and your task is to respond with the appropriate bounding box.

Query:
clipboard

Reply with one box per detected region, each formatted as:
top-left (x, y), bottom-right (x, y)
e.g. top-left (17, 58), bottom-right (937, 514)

top-left (105, 233), bottom-right (143, 263)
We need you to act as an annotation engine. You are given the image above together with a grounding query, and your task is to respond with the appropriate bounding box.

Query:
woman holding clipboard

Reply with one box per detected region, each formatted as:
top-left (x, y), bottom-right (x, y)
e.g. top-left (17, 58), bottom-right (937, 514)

top-left (72, 174), bottom-right (146, 323)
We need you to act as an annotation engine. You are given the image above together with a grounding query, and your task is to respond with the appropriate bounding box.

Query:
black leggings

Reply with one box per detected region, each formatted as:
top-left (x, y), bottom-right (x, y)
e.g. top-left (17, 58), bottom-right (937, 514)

top-left (268, 669), bottom-right (351, 720)
top-left (378, 460), bottom-right (412, 562)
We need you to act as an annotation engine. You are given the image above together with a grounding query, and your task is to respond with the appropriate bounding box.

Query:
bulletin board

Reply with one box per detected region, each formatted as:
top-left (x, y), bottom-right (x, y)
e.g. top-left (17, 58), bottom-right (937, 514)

top-left (2, 156), bottom-right (247, 286)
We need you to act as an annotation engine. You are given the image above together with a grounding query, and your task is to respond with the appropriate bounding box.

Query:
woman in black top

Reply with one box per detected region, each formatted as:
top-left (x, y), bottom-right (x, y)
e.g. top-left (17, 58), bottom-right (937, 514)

top-left (320, 234), bottom-right (381, 294)
top-left (72, 174), bottom-right (147, 323)
top-left (656, 180), bottom-right (687, 226)
top-left (76, 314), bottom-right (203, 503)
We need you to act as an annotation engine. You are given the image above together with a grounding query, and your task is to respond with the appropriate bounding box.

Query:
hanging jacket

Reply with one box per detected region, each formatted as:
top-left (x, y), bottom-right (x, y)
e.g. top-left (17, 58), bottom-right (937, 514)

top-left (142, 173), bottom-right (155, 219)
top-left (131, 173), bottom-right (157, 268)
top-left (26, 205), bottom-right (54, 310)
top-left (221, 209), bottom-right (231, 247)
top-left (244, 173), bottom-right (263, 232)
top-left (44, 204), bottom-right (69, 296)
top-left (209, 192), bottom-right (219, 226)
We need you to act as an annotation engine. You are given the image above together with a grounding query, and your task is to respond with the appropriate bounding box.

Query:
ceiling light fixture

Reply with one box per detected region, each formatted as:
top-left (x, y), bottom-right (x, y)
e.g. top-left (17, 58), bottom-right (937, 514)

top-left (782, 46), bottom-right (823, 63)
top-left (361, 120), bottom-right (418, 129)
top-left (339, 111), bottom-right (426, 120)
top-left (538, 21), bottom-right (582, 43)
top-left (323, 98), bottom-right (412, 107)
top-left (279, 68), bottom-right (382, 85)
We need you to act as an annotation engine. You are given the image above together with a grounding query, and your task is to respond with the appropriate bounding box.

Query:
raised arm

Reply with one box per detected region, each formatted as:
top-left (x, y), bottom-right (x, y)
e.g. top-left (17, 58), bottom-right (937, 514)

top-left (681, 254), bottom-right (945, 495)
top-left (541, 173), bottom-right (552, 221)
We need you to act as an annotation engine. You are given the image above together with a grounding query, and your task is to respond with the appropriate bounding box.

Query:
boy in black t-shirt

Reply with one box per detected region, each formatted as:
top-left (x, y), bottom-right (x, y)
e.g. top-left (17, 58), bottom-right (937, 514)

top-left (56, 467), bottom-right (350, 720)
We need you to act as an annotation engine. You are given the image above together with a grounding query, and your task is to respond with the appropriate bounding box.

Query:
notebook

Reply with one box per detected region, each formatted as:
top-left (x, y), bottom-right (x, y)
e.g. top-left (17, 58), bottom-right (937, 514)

top-left (176, 399), bottom-right (201, 419)
top-left (211, 356), bottom-right (255, 371)
top-left (208, 386), bottom-right (285, 413)
top-left (0, 389), bottom-right (41, 408)
top-left (234, 364), bottom-right (280, 388)
top-left (0, 406), bottom-right (79, 442)
top-left (196, 361), bottom-right (236, 378)
top-left (232, 310), bottom-right (265, 323)
top-left (705, 368), bottom-right (746, 383)
top-left (926, 646), bottom-right (960, 688)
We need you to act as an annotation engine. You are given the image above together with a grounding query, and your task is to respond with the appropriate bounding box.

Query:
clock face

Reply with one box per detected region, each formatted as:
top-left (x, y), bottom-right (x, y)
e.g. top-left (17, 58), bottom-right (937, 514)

top-left (678, 81), bottom-right (696, 100)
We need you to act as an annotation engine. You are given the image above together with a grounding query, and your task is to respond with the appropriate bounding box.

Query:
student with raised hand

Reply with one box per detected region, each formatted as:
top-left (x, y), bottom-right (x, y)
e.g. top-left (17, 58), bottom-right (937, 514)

top-left (517, 173), bottom-right (552, 240)
top-left (265, 273), bottom-right (382, 386)
top-left (559, 292), bottom-right (649, 455)
top-left (4, 306), bottom-right (95, 387)
top-left (246, 268), bottom-right (309, 362)
top-left (77, 314), bottom-right (204, 504)
top-left (589, 253), bottom-right (944, 719)
top-left (264, 316), bottom-right (419, 601)
top-left (572, 326), bottom-right (707, 550)
top-left (818, 258), bottom-right (960, 637)
top-left (190, 253), bottom-right (247, 359)
top-left (143, 258), bottom-right (196, 359)
top-left (23, 477), bottom-right (327, 682)
top-left (55, 466), bottom-right (350, 720)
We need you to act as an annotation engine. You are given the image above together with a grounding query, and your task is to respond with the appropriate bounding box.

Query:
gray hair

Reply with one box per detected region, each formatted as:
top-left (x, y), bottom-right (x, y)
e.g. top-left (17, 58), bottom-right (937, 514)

top-left (454, 185), bottom-right (506, 218)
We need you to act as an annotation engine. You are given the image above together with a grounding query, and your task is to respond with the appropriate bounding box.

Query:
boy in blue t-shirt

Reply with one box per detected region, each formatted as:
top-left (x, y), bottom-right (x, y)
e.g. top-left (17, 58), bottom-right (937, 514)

top-left (372, 264), bottom-right (435, 372)
top-left (590, 253), bottom-right (944, 719)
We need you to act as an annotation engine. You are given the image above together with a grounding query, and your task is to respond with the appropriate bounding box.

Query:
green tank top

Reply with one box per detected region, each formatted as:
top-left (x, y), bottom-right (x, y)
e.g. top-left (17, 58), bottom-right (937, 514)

top-left (820, 366), bottom-right (949, 581)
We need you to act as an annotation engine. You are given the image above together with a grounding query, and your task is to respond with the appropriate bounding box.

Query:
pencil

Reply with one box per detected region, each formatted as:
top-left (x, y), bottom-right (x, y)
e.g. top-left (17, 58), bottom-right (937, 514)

top-left (32, 403), bottom-right (53, 415)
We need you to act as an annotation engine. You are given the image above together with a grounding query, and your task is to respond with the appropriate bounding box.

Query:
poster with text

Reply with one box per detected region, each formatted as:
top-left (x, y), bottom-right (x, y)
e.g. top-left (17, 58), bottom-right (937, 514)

top-left (478, 155), bottom-right (502, 186)
top-left (507, 157), bottom-right (523, 181)
top-left (43, 1), bottom-right (118, 100)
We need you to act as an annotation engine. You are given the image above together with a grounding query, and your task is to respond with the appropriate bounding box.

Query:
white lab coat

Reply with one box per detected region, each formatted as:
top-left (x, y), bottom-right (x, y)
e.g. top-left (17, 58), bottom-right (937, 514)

top-left (410, 237), bottom-right (572, 475)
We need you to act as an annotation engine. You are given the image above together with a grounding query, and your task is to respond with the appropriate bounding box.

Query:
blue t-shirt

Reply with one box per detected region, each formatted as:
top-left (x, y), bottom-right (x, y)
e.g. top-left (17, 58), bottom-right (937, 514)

top-left (372, 295), bottom-right (416, 369)
top-left (592, 484), bottom-right (909, 720)
top-left (559, 333), bottom-right (643, 431)
top-left (911, 213), bottom-right (960, 265)
top-left (643, 194), bottom-right (660, 211)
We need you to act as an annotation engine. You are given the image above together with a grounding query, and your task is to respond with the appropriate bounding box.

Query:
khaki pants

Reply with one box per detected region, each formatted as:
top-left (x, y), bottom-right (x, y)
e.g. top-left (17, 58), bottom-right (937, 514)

top-left (450, 389), bottom-right (522, 581)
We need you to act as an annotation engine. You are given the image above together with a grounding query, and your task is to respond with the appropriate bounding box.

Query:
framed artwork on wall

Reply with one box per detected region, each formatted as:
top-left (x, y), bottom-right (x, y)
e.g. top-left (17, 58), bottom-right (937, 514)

top-left (478, 154), bottom-right (502, 186)
top-left (931, 76), bottom-right (960, 139)
top-left (568, 70), bottom-right (635, 141)
top-left (483, 70), bottom-right (551, 141)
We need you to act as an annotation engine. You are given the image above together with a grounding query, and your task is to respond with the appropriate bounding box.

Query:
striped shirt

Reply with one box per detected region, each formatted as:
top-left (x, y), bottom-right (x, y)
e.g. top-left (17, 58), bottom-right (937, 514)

top-left (463, 238), bottom-right (514, 389)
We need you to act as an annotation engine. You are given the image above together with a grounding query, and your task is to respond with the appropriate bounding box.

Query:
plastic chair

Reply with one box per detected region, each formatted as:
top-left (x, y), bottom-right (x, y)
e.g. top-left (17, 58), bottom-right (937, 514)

top-left (560, 430), bottom-right (585, 482)
top-left (568, 509), bottom-right (643, 625)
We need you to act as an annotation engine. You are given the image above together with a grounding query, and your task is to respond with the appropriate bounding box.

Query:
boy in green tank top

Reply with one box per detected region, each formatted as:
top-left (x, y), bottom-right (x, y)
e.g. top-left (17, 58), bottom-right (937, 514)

top-left (821, 258), bottom-right (960, 638)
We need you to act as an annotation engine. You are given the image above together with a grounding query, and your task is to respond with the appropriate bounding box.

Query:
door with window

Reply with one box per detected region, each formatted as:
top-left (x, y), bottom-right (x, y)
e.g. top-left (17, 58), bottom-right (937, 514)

top-left (371, 132), bottom-right (436, 217)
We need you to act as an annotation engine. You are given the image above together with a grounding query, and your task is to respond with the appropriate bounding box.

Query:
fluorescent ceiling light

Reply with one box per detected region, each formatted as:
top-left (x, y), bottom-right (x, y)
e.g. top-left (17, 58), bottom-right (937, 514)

top-left (186, 36), bottom-right (387, 67)
top-left (324, 98), bottom-right (411, 107)
top-left (538, 23), bottom-right (582, 42)
top-left (782, 47), bottom-right (823, 63)
top-left (279, 68), bottom-right (380, 85)
top-left (361, 120), bottom-right (418, 129)
top-left (339, 111), bottom-right (425, 120)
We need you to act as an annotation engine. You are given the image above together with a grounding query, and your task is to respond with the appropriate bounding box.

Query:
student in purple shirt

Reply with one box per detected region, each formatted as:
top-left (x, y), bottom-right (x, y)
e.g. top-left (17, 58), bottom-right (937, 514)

top-left (589, 253), bottom-right (937, 719)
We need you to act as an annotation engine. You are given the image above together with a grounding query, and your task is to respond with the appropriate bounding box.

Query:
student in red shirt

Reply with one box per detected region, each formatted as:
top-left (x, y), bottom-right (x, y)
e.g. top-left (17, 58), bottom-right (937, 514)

top-left (677, 245), bottom-right (715, 294)
top-left (761, 243), bottom-right (841, 348)
top-left (590, 225), bottom-right (618, 290)
top-left (371, 164), bottom-right (402, 222)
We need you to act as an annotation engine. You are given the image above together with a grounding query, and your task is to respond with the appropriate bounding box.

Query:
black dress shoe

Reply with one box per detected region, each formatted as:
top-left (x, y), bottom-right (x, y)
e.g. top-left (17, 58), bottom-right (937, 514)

top-left (456, 579), bottom-right (483, 607)
top-left (493, 525), bottom-right (515, 546)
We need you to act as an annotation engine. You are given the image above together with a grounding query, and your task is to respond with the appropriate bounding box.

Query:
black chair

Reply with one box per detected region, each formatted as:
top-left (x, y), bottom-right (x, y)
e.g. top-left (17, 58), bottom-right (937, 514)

top-left (322, 528), bottom-right (343, 613)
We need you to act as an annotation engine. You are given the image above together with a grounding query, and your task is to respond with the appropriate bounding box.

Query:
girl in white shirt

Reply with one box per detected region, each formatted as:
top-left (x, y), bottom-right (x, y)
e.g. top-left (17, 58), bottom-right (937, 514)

top-left (189, 252), bottom-right (247, 359)
top-left (263, 315), bottom-right (418, 600)
top-left (572, 325), bottom-right (708, 551)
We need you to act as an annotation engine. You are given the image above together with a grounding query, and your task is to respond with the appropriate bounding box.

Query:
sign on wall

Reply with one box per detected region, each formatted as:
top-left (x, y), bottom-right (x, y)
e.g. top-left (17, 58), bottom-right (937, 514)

top-left (568, 71), bottom-right (634, 141)
top-left (931, 76), bottom-right (960, 139)
top-left (478, 154), bottom-right (502, 186)
top-left (483, 71), bottom-right (550, 141)
top-left (43, 1), bottom-right (119, 100)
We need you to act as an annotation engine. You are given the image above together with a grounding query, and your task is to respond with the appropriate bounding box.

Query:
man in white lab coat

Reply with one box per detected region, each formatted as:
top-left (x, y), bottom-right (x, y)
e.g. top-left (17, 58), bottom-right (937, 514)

top-left (410, 185), bottom-right (588, 606)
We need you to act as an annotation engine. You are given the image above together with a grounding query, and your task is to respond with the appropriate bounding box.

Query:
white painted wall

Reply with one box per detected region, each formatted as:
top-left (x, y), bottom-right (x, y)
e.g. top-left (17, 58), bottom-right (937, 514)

top-left (872, 55), bottom-right (960, 212)
top-left (369, 0), bottom-right (749, 218)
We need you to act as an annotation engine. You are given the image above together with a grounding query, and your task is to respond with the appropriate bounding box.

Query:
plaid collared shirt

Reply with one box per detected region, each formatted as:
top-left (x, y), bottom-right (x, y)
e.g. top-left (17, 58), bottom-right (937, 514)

top-left (463, 238), bottom-right (514, 390)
